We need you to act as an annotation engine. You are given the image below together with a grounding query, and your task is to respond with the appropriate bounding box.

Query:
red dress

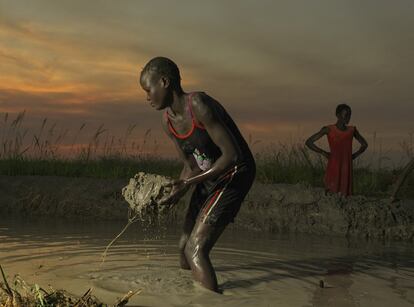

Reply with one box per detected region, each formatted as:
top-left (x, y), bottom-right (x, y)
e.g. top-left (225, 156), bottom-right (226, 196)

top-left (324, 125), bottom-right (355, 196)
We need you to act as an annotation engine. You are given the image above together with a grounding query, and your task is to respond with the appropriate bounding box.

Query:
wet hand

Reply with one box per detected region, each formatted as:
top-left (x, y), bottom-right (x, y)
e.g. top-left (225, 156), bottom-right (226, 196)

top-left (158, 179), bottom-right (189, 208)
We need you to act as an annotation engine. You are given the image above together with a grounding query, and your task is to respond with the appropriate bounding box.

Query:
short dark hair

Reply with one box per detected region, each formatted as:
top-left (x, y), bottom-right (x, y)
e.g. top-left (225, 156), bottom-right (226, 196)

top-left (140, 57), bottom-right (181, 88)
top-left (336, 103), bottom-right (351, 115)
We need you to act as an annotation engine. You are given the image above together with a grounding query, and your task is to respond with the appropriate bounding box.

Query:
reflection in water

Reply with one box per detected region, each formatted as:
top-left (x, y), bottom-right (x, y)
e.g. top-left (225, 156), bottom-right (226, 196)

top-left (0, 218), bottom-right (413, 307)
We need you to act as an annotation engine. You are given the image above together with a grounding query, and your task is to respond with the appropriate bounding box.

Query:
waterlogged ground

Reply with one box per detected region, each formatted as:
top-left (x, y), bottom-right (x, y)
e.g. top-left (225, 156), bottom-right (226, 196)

top-left (2, 176), bottom-right (413, 240)
top-left (0, 218), bottom-right (413, 307)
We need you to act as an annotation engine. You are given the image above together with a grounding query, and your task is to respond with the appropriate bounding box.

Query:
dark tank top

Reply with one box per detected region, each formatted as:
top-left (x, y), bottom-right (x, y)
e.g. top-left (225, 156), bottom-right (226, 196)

top-left (165, 92), bottom-right (254, 171)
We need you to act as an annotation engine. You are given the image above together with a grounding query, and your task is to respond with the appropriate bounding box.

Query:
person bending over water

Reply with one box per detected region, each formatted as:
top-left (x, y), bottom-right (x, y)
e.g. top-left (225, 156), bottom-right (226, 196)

top-left (139, 57), bottom-right (256, 292)
top-left (305, 104), bottom-right (368, 196)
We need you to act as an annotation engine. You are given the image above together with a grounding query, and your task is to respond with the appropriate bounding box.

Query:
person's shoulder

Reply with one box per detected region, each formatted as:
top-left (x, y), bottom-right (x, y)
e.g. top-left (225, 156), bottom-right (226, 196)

top-left (189, 91), bottom-right (210, 107)
top-left (321, 125), bottom-right (331, 133)
top-left (189, 92), bottom-right (215, 114)
top-left (189, 92), bottom-right (221, 124)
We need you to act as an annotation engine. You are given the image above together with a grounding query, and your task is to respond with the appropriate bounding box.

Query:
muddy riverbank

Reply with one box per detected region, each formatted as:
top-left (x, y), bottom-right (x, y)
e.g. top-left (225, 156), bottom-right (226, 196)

top-left (0, 175), bottom-right (413, 240)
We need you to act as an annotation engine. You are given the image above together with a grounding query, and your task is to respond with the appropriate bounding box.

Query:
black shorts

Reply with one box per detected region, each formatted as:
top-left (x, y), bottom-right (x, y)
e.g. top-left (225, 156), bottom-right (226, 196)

top-left (187, 161), bottom-right (256, 227)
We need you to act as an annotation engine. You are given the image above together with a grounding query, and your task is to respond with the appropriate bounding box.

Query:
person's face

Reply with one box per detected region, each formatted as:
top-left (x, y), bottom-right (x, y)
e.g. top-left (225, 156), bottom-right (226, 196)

top-left (337, 109), bottom-right (352, 124)
top-left (140, 71), bottom-right (170, 110)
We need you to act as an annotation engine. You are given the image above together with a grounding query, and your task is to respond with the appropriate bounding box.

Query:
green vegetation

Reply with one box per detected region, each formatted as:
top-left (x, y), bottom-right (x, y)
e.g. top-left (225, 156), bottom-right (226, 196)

top-left (0, 157), bottom-right (181, 179)
top-left (1, 111), bottom-right (413, 198)
top-left (254, 144), bottom-right (412, 198)
top-left (0, 111), bottom-right (181, 179)
top-left (0, 265), bottom-right (140, 306)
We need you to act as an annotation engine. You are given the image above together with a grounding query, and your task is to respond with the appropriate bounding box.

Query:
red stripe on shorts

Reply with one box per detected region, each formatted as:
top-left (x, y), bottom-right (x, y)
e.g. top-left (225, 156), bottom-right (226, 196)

top-left (203, 189), bottom-right (221, 215)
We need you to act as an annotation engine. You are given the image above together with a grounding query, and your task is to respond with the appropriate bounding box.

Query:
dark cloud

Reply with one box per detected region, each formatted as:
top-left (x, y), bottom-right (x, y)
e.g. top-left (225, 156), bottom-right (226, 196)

top-left (0, 0), bottom-right (413, 159)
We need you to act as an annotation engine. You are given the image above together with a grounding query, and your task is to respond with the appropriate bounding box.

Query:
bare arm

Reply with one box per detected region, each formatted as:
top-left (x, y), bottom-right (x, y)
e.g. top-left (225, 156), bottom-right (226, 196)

top-left (158, 94), bottom-right (240, 206)
top-left (184, 93), bottom-right (241, 186)
top-left (352, 127), bottom-right (368, 160)
top-left (305, 127), bottom-right (330, 158)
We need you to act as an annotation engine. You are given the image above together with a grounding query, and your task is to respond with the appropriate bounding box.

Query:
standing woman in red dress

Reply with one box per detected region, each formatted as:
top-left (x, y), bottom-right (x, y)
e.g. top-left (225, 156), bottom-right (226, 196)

top-left (305, 104), bottom-right (368, 196)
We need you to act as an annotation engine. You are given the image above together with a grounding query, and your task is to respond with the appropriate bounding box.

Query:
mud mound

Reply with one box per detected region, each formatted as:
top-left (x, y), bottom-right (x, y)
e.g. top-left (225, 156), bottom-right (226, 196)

top-left (239, 183), bottom-right (414, 240)
top-left (121, 172), bottom-right (173, 220)
top-left (0, 175), bottom-right (413, 240)
top-left (0, 176), bottom-right (128, 220)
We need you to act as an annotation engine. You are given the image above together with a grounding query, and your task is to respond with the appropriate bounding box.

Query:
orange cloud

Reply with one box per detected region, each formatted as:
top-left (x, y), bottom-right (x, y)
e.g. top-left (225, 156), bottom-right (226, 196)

top-left (0, 16), bottom-right (200, 115)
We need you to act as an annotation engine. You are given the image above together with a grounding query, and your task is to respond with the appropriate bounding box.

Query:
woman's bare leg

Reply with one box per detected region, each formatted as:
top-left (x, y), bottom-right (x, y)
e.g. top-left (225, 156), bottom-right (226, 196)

top-left (184, 220), bottom-right (226, 292)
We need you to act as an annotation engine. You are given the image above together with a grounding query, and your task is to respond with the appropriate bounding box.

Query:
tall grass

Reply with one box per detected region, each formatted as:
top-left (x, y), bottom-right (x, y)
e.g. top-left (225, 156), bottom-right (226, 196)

top-left (254, 133), bottom-right (413, 198)
top-left (0, 112), bottom-right (413, 198)
top-left (255, 142), bottom-right (324, 184)
top-left (0, 111), bottom-right (180, 178)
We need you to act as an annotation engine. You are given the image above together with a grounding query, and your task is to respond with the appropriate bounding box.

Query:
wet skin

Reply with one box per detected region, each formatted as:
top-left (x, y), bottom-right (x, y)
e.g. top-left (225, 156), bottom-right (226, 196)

top-left (140, 71), bottom-right (242, 292)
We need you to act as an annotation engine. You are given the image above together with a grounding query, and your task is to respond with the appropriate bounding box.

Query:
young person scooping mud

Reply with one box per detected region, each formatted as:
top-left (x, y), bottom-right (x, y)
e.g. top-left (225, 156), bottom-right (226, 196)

top-left (139, 57), bottom-right (256, 292)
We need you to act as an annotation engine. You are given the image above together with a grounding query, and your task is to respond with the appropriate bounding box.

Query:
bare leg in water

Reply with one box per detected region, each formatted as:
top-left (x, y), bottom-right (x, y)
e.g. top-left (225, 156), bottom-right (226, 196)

top-left (178, 211), bottom-right (195, 270)
top-left (183, 219), bottom-right (226, 292)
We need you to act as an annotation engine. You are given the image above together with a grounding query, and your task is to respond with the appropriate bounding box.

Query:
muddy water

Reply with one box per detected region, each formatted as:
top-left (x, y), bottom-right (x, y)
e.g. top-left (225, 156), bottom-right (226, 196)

top-left (0, 219), bottom-right (413, 307)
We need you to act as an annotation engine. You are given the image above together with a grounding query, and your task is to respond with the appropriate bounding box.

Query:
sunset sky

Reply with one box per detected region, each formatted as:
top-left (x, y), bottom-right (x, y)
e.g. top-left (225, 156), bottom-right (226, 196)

top-left (1, 0), bottom-right (413, 161)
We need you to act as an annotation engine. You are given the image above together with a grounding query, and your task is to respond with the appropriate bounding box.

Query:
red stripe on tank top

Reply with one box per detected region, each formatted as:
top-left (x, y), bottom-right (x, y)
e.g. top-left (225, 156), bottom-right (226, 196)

top-left (165, 92), bottom-right (205, 139)
top-left (166, 114), bottom-right (195, 139)
top-left (187, 93), bottom-right (206, 130)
